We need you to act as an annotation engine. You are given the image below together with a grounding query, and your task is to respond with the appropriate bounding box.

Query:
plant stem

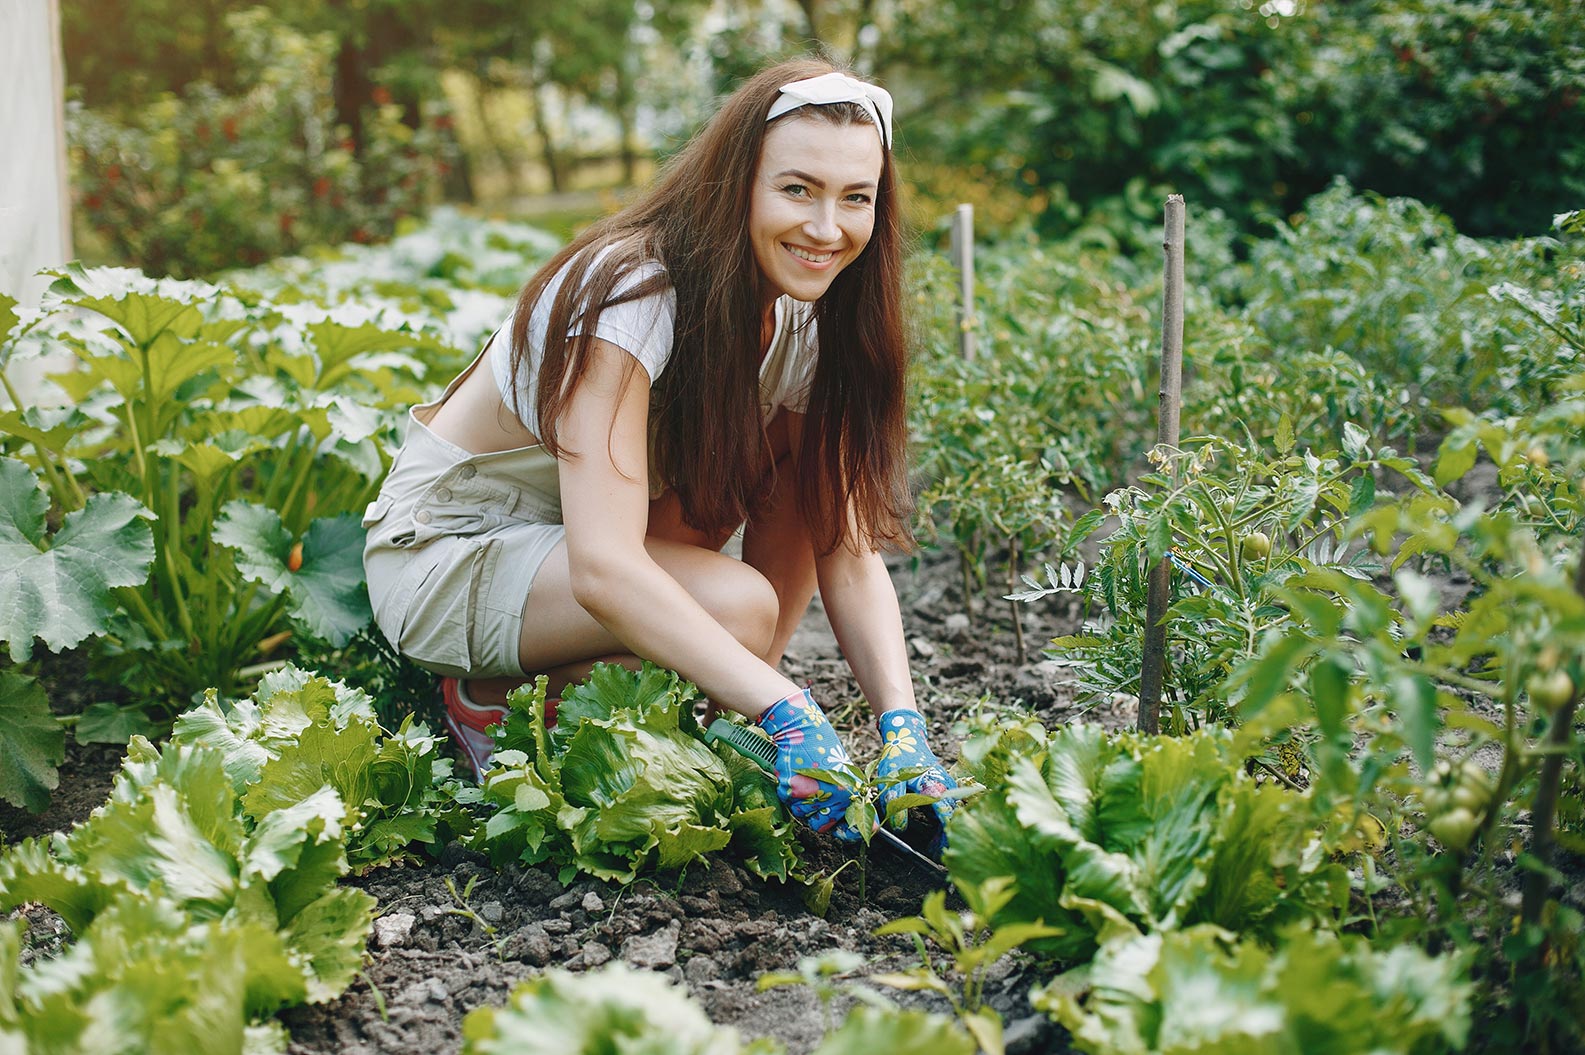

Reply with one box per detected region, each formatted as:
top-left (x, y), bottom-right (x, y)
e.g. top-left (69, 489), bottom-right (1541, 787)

top-left (1520, 531), bottom-right (1585, 933)
top-left (1008, 535), bottom-right (1026, 664)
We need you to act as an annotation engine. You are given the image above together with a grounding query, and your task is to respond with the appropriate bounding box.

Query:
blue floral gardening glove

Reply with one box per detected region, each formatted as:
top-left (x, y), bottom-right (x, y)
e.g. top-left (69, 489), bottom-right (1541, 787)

top-left (875, 709), bottom-right (959, 858)
top-left (757, 688), bottom-right (864, 841)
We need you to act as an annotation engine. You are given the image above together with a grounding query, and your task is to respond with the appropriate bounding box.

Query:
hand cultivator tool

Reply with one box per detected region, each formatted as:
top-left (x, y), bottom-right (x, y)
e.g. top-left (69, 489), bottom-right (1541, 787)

top-left (703, 718), bottom-right (949, 879)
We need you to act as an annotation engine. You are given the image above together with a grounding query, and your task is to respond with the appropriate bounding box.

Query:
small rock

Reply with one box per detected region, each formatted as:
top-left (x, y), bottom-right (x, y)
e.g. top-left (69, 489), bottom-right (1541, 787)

top-left (549, 890), bottom-right (581, 911)
top-left (419, 905), bottom-right (442, 923)
top-left (710, 858), bottom-right (743, 895)
top-left (621, 919), bottom-right (681, 969)
top-left (371, 912), bottom-right (416, 949)
top-left (478, 901), bottom-right (504, 925)
top-left (910, 636), bottom-right (937, 659)
top-left (515, 868), bottom-right (561, 903)
top-left (541, 918), bottom-right (574, 935)
top-left (683, 955), bottom-right (721, 985)
top-left (503, 923), bottom-right (553, 965)
top-left (582, 891), bottom-right (606, 914)
top-left (399, 977), bottom-right (449, 1005)
top-left (679, 893), bottom-right (718, 915)
top-left (944, 612), bottom-right (971, 639)
top-left (582, 941), bottom-right (613, 967)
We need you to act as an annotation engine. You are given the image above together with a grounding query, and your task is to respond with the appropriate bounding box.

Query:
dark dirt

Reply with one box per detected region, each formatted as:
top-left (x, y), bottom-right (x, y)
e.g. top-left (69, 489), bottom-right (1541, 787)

top-left (0, 650), bottom-right (129, 847)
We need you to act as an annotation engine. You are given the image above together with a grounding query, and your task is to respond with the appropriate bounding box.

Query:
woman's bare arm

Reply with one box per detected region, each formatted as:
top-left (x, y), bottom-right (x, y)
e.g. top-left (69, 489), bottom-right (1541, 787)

top-left (556, 339), bottom-right (799, 715)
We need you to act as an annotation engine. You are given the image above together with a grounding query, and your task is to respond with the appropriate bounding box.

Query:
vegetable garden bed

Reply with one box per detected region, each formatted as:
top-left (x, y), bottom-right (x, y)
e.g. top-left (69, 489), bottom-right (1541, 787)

top-left (3, 192), bottom-right (1583, 1054)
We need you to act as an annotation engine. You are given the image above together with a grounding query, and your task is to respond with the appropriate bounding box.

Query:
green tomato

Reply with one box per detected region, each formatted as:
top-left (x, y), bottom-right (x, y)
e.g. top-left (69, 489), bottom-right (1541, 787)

top-left (1240, 531), bottom-right (1272, 560)
top-left (1451, 780), bottom-right (1490, 814)
top-left (1427, 807), bottom-right (1480, 853)
top-left (1526, 669), bottom-right (1575, 715)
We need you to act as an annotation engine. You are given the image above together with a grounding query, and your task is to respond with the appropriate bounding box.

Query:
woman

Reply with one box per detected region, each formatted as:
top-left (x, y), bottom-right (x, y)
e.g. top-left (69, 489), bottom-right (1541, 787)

top-left (363, 58), bottom-right (957, 851)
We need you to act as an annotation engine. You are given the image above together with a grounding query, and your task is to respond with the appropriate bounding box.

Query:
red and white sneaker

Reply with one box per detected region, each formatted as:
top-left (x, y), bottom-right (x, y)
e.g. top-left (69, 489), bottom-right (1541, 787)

top-left (441, 677), bottom-right (507, 781)
top-left (440, 678), bottom-right (559, 781)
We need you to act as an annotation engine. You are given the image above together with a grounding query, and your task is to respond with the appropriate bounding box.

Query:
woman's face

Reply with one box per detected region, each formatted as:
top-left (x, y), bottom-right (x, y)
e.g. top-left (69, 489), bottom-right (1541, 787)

top-left (748, 117), bottom-right (884, 306)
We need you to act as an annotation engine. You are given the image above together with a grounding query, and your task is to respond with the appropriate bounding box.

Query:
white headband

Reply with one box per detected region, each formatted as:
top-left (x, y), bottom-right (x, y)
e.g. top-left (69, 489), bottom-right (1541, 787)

top-left (765, 72), bottom-right (893, 149)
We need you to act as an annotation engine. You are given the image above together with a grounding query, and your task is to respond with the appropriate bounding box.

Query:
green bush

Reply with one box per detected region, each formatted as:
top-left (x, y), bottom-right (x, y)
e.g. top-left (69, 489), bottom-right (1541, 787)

top-left (68, 9), bottom-right (451, 278)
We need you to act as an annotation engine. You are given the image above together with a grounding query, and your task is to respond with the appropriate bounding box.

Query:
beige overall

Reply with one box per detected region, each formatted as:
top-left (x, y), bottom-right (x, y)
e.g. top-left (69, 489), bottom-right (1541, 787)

top-left (362, 334), bottom-right (564, 679)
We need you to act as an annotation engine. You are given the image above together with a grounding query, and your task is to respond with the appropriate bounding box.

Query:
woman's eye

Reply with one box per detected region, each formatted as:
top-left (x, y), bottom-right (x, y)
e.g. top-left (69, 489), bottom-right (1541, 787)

top-left (845, 193), bottom-right (873, 205)
top-left (782, 184), bottom-right (809, 197)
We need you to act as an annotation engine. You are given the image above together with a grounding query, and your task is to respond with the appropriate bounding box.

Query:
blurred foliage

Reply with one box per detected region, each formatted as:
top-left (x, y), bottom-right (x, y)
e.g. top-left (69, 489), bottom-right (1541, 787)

top-left (884, 0), bottom-right (1584, 240)
top-left (68, 10), bottom-right (451, 277)
top-left (58, 0), bottom-right (1584, 277)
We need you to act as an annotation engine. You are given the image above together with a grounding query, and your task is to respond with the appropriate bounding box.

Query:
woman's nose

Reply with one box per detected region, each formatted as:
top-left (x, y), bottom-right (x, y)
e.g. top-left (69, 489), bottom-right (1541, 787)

top-left (802, 203), bottom-right (840, 243)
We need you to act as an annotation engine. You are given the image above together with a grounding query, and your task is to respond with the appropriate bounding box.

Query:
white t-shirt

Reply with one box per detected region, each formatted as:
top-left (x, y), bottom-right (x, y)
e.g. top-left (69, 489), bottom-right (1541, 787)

top-left (489, 247), bottom-right (821, 437)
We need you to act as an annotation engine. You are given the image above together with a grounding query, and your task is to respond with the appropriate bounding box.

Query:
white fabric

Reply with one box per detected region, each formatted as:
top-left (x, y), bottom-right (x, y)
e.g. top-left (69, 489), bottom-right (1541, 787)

top-left (1, 0), bottom-right (76, 410)
top-left (765, 72), bottom-right (893, 148)
top-left (490, 250), bottom-right (820, 436)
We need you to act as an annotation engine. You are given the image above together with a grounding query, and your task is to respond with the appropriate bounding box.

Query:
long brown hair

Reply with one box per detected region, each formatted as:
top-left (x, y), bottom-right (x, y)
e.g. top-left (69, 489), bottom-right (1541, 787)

top-left (509, 57), bottom-right (911, 555)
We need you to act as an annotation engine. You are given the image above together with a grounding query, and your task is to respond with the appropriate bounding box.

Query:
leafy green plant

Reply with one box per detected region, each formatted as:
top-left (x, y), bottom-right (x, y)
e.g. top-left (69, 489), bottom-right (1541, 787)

top-left (0, 667), bottom-right (443, 1051)
top-left (456, 663), bottom-right (802, 885)
top-left (1029, 428), bottom-right (1435, 733)
top-left (463, 962), bottom-right (779, 1055)
top-left (942, 721), bottom-right (1347, 965)
top-left (169, 664), bottom-right (455, 869)
top-left (870, 878), bottom-right (1062, 1055)
top-left (1034, 922), bottom-right (1472, 1055)
top-left (0, 266), bottom-right (448, 716)
top-left (1222, 378), bottom-right (1585, 1046)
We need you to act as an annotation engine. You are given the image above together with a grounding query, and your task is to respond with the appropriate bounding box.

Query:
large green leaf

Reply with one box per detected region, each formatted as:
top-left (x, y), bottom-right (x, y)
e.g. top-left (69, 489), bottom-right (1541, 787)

top-left (0, 292), bottom-right (17, 347)
top-left (811, 1006), bottom-right (975, 1055)
top-left (213, 503), bottom-right (372, 646)
top-left (279, 886), bottom-right (375, 1003)
top-left (0, 837), bottom-right (108, 932)
top-left (0, 405), bottom-right (93, 456)
top-left (0, 457), bottom-right (154, 661)
top-left (0, 670), bottom-right (64, 812)
top-left (240, 714), bottom-right (378, 830)
top-left (1034, 924), bottom-right (1471, 1055)
top-left (46, 268), bottom-right (204, 346)
top-left (462, 963), bottom-right (754, 1055)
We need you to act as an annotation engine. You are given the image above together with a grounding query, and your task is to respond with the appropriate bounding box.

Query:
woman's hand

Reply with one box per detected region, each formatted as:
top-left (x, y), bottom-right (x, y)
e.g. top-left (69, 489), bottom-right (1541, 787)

top-left (757, 687), bottom-right (864, 840)
top-left (875, 709), bottom-right (958, 858)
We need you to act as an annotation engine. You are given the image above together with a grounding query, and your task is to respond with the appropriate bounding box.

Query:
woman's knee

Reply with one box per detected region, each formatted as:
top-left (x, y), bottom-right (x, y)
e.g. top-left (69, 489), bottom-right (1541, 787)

top-left (700, 560), bottom-right (780, 660)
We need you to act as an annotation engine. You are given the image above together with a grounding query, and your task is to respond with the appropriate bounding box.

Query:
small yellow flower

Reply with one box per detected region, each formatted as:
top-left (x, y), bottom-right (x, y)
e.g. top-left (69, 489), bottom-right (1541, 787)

top-left (880, 727), bottom-right (919, 761)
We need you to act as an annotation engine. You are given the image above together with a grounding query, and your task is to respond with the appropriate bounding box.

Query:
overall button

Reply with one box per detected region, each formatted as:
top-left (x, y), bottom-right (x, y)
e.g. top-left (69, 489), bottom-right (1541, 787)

top-left (435, 488), bottom-right (453, 502)
top-left (457, 465), bottom-right (477, 480)
top-left (415, 510), bottom-right (433, 524)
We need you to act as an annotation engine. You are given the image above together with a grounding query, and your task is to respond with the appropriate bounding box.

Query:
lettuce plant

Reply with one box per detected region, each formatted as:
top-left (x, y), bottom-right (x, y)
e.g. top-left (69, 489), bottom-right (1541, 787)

top-left (943, 721), bottom-right (1347, 963)
top-left (464, 963), bottom-right (773, 1055)
top-left (1034, 923), bottom-right (1471, 1055)
top-left (0, 668), bottom-right (443, 1051)
top-left (462, 663), bottom-right (802, 884)
top-left (463, 961), bottom-right (975, 1055)
top-left (0, 269), bottom-right (450, 745)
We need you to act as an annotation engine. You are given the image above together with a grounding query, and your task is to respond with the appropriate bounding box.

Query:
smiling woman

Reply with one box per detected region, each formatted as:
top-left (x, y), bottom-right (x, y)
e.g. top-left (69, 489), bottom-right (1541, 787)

top-left (361, 58), bottom-right (959, 855)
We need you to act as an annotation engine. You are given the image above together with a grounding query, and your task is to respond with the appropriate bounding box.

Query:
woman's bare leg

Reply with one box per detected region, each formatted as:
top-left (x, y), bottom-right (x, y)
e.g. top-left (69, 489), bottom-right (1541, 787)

top-left (464, 412), bottom-right (814, 708)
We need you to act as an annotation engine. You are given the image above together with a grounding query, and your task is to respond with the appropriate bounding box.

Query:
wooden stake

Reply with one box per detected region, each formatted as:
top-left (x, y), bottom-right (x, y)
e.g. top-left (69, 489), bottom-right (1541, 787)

top-left (1138, 196), bottom-right (1187, 735)
top-left (952, 204), bottom-right (977, 361)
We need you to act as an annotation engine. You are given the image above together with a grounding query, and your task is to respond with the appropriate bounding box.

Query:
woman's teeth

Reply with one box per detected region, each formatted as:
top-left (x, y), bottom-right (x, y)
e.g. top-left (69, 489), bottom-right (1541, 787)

top-left (785, 244), bottom-right (833, 263)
